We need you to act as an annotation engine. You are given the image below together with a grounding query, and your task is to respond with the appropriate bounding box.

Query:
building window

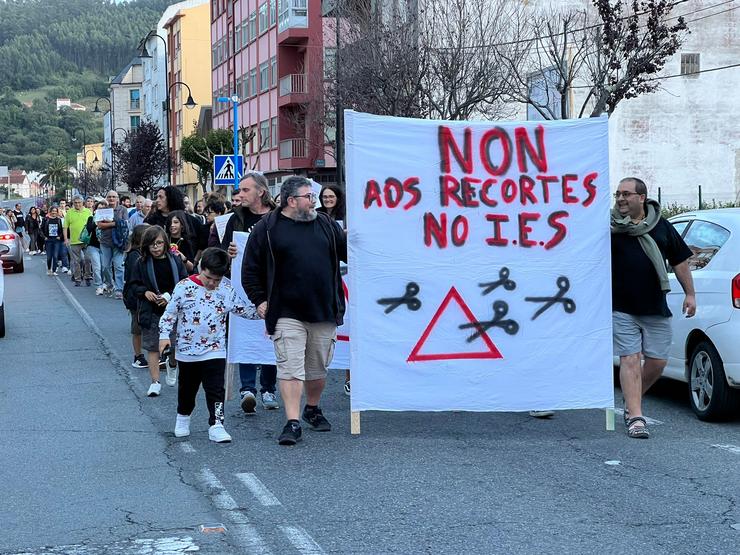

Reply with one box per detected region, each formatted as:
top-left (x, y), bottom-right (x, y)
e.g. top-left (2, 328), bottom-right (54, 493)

top-left (259, 3), bottom-right (268, 35)
top-left (175, 31), bottom-right (181, 52)
top-left (270, 0), bottom-right (277, 27)
top-left (176, 109), bottom-right (182, 132)
top-left (681, 53), bottom-right (700, 76)
top-left (241, 22), bottom-right (248, 47)
top-left (249, 69), bottom-right (257, 98)
top-left (271, 56), bottom-right (277, 87)
top-left (130, 116), bottom-right (140, 130)
top-left (130, 89), bottom-right (140, 110)
top-left (323, 47), bottom-right (336, 81)
top-left (259, 62), bottom-right (269, 92)
top-left (250, 125), bottom-right (258, 153)
top-left (236, 77), bottom-right (242, 99)
top-left (249, 11), bottom-right (257, 42)
top-left (271, 117), bottom-right (278, 148)
top-left (260, 120), bottom-right (270, 149)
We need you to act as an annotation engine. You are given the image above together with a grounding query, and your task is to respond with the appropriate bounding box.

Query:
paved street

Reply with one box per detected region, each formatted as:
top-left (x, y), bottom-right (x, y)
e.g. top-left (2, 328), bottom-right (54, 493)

top-left (2, 254), bottom-right (740, 554)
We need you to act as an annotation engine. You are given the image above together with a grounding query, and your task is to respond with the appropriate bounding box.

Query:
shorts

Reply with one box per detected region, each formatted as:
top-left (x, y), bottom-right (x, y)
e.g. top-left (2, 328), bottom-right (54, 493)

top-left (15, 226), bottom-right (24, 236)
top-left (129, 310), bottom-right (141, 335)
top-left (271, 318), bottom-right (337, 381)
top-left (612, 311), bottom-right (672, 360)
top-left (142, 320), bottom-right (176, 353)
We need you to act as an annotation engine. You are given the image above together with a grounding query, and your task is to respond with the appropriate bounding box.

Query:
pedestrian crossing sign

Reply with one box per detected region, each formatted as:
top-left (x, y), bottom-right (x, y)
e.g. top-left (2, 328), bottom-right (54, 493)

top-left (213, 155), bottom-right (244, 187)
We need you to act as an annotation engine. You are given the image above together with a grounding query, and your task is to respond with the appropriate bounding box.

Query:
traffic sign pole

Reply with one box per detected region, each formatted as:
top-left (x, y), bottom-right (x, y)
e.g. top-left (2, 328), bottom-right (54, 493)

top-left (218, 95), bottom-right (241, 193)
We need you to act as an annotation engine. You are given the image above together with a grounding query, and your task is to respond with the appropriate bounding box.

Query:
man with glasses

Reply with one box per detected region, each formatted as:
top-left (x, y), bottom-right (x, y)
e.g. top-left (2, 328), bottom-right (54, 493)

top-left (242, 176), bottom-right (347, 446)
top-left (611, 177), bottom-right (695, 439)
top-left (96, 190), bottom-right (128, 299)
top-left (64, 196), bottom-right (92, 286)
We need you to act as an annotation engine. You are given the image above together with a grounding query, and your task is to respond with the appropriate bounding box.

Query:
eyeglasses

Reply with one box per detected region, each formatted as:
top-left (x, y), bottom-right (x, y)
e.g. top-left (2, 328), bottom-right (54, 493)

top-left (292, 193), bottom-right (317, 201)
top-left (151, 241), bottom-right (166, 247)
top-left (614, 191), bottom-right (642, 199)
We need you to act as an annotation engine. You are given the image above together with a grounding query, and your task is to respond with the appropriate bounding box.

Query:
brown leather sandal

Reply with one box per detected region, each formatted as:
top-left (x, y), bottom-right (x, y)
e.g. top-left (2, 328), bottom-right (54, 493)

top-left (626, 416), bottom-right (650, 439)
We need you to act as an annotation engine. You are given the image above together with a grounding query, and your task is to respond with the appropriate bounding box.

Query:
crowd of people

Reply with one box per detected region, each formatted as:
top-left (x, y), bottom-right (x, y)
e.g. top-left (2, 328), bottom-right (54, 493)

top-left (11, 176), bottom-right (348, 446)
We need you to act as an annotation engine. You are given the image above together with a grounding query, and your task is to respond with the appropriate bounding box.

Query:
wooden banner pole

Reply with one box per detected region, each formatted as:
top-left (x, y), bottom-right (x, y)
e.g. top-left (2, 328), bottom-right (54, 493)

top-left (350, 411), bottom-right (361, 435)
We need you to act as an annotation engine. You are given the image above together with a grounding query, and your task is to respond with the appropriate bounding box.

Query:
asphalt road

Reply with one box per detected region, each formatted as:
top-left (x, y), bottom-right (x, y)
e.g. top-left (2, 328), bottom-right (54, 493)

top-left (1, 254), bottom-right (739, 554)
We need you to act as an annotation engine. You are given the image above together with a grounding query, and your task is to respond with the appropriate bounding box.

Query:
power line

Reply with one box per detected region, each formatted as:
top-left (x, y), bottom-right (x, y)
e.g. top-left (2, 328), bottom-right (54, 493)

top-left (570, 61), bottom-right (740, 88)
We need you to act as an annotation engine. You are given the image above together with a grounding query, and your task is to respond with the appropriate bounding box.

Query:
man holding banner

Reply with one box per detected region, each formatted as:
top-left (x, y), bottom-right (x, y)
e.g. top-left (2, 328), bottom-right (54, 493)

top-left (242, 176), bottom-right (347, 446)
top-left (611, 176), bottom-right (695, 439)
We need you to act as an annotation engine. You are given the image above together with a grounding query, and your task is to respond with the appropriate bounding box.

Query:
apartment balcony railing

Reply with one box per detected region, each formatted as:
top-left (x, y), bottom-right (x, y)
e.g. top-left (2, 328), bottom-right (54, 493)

top-left (278, 0), bottom-right (308, 33)
top-left (279, 74), bottom-right (306, 96)
top-left (279, 138), bottom-right (307, 159)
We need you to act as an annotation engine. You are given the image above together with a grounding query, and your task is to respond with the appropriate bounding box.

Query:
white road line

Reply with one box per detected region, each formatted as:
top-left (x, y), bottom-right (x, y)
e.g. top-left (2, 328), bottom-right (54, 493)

top-left (613, 408), bottom-right (664, 426)
top-left (9, 535), bottom-right (200, 554)
top-left (711, 444), bottom-right (740, 455)
top-left (280, 525), bottom-right (325, 555)
top-left (199, 468), bottom-right (273, 555)
top-left (236, 473), bottom-right (282, 506)
top-left (179, 442), bottom-right (196, 454)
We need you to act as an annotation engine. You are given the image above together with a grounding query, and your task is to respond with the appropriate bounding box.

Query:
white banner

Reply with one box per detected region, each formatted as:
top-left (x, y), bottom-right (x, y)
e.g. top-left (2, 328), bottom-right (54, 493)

top-left (227, 231), bottom-right (350, 368)
top-left (345, 111), bottom-right (613, 412)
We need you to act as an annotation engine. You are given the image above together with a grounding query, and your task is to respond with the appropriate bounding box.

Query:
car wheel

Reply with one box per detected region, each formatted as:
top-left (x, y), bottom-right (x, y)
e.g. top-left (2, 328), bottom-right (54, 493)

top-left (15, 258), bottom-right (24, 273)
top-left (688, 340), bottom-right (738, 421)
top-left (0, 304), bottom-right (5, 338)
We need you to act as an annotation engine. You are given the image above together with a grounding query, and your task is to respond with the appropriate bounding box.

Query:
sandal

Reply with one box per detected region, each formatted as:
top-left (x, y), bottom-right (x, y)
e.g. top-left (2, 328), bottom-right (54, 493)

top-left (626, 416), bottom-right (650, 439)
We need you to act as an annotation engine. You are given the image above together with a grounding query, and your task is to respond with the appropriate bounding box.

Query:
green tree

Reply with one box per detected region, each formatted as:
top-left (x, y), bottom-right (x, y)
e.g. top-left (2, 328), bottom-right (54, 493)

top-left (40, 155), bottom-right (72, 195)
top-left (180, 129), bottom-right (234, 199)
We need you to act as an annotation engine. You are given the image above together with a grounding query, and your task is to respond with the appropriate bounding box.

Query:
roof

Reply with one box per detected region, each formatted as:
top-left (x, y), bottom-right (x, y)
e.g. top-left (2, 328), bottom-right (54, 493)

top-left (111, 56), bottom-right (142, 85)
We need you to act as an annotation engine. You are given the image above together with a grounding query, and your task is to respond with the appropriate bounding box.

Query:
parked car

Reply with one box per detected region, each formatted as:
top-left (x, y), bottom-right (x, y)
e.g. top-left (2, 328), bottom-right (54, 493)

top-left (0, 244), bottom-right (6, 338)
top-left (662, 208), bottom-right (740, 420)
top-left (0, 215), bottom-right (24, 273)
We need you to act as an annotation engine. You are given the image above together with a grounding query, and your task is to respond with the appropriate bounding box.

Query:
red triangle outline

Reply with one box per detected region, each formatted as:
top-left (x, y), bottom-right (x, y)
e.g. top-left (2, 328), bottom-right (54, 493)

top-left (407, 286), bottom-right (503, 362)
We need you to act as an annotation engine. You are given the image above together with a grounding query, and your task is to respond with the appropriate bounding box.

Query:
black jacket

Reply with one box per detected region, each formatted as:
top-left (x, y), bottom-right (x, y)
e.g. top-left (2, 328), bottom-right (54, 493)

top-left (126, 253), bottom-right (187, 329)
top-left (242, 209), bottom-right (347, 335)
top-left (122, 250), bottom-right (142, 311)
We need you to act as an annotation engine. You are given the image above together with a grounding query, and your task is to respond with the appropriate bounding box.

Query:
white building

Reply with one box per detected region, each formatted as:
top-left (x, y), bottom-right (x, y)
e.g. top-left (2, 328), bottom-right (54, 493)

top-left (102, 57), bottom-right (143, 176)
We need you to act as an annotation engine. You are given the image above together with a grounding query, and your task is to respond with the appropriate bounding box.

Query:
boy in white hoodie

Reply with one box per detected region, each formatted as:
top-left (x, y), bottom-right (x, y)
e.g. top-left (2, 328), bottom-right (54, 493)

top-left (159, 247), bottom-right (257, 442)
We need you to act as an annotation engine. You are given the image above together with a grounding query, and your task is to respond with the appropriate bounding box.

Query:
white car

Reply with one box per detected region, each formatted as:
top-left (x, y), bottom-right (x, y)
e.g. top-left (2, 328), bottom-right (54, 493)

top-left (663, 208), bottom-right (740, 420)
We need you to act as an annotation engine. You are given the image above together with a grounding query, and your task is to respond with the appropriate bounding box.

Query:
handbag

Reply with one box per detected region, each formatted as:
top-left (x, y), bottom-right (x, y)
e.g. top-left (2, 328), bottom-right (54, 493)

top-left (79, 226), bottom-right (92, 246)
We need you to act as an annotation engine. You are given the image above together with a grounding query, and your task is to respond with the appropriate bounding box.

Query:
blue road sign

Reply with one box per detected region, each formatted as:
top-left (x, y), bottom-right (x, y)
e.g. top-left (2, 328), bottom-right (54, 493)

top-left (214, 155), bottom-right (244, 186)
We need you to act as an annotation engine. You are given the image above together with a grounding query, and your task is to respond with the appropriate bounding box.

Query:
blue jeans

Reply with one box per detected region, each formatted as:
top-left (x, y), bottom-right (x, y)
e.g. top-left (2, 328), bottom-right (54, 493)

top-left (239, 363), bottom-right (277, 394)
top-left (87, 246), bottom-right (103, 287)
top-left (100, 244), bottom-right (124, 292)
top-left (45, 238), bottom-right (62, 271)
top-left (59, 244), bottom-right (69, 269)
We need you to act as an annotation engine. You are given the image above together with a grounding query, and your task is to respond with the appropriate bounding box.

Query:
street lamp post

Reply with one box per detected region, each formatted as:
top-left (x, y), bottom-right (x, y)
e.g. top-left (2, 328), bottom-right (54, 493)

top-left (217, 95), bottom-right (240, 193)
top-left (83, 150), bottom-right (99, 198)
top-left (167, 81), bottom-right (198, 187)
top-left (93, 97), bottom-right (114, 187)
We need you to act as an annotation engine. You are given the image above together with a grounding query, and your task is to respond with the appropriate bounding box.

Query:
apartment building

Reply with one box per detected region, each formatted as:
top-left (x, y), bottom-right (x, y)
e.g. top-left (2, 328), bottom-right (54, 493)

top-left (210, 0), bottom-right (335, 191)
top-left (103, 57), bottom-right (143, 174)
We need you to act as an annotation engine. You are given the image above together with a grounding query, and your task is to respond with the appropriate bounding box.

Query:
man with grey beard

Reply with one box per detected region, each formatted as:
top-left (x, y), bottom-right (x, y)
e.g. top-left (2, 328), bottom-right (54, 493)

top-left (242, 176), bottom-right (347, 446)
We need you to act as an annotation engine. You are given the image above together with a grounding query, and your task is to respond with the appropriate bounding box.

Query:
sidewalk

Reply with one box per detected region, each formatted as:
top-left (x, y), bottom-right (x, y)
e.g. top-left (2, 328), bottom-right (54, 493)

top-left (0, 260), bottom-right (235, 554)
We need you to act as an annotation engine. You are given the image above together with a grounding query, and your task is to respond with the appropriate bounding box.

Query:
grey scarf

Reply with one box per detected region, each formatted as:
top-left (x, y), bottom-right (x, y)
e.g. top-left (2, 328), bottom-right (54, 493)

top-left (610, 198), bottom-right (670, 291)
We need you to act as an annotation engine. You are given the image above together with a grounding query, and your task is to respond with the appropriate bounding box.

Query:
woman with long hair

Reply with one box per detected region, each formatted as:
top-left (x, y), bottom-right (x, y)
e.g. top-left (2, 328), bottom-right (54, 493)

top-left (165, 210), bottom-right (196, 274)
top-left (26, 206), bottom-right (42, 255)
top-left (123, 224), bottom-right (150, 369)
top-left (145, 186), bottom-right (187, 228)
top-left (317, 184), bottom-right (346, 224)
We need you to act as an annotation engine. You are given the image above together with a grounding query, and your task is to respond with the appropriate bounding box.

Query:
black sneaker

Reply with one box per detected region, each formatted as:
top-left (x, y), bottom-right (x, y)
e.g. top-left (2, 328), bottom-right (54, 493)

top-left (302, 406), bottom-right (332, 432)
top-left (132, 354), bottom-right (147, 368)
top-left (158, 353), bottom-right (167, 368)
top-left (278, 420), bottom-right (302, 445)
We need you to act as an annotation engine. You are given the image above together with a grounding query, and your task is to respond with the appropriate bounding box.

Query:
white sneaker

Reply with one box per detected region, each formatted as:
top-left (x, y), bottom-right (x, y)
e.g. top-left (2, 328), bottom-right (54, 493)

top-left (95, 286), bottom-right (105, 296)
top-left (47, 269), bottom-right (53, 276)
top-left (529, 410), bottom-right (555, 418)
top-left (174, 414), bottom-right (191, 437)
top-left (240, 391), bottom-right (257, 414)
top-left (208, 423), bottom-right (232, 443)
top-left (61, 266), bottom-right (69, 274)
top-left (166, 362), bottom-right (178, 386)
top-left (147, 382), bottom-right (161, 397)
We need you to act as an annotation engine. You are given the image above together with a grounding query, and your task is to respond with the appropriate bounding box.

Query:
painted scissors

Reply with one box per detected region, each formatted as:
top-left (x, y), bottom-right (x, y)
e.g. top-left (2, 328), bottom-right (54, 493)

top-left (377, 282), bottom-right (422, 314)
top-left (524, 276), bottom-right (576, 320)
top-left (479, 267), bottom-right (516, 295)
top-left (459, 300), bottom-right (519, 342)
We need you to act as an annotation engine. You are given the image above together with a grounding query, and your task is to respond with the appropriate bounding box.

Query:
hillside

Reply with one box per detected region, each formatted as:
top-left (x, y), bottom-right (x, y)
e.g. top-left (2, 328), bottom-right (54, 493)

top-left (0, 0), bottom-right (179, 173)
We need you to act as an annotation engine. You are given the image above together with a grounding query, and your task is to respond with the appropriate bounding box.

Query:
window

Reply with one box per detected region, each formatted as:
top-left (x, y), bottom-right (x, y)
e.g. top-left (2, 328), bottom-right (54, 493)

top-left (130, 115), bottom-right (140, 130)
top-left (176, 109), bottom-right (182, 132)
top-left (250, 125), bottom-right (258, 153)
top-left (270, 0), bottom-right (277, 27)
top-left (234, 25), bottom-right (241, 51)
top-left (671, 221), bottom-right (691, 237)
top-left (243, 71), bottom-right (251, 98)
top-left (236, 77), bottom-right (243, 99)
top-left (271, 117), bottom-right (278, 148)
top-left (249, 68), bottom-right (257, 97)
top-left (260, 120), bottom-right (270, 149)
top-left (681, 53), bottom-right (700, 76)
top-left (323, 47), bottom-right (336, 80)
top-left (271, 56), bottom-right (277, 87)
top-left (175, 31), bottom-right (181, 52)
top-left (241, 22), bottom-right (248, 47)
top-left (129, 89), bottom-right (140, 110)
top-left (249, 11), bottom-right (257, 42)
top-left (259, 3), bottom-right (268, 35)
top-left (259, 62), bottom-right (269, 92)
top-left (682, 220), bottom-right (730, 270)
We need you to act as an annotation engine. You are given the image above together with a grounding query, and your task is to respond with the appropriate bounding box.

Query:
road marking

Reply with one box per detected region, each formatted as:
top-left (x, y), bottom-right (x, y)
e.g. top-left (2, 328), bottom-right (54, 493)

top-left (236, 473), bottom-right (282, 506)
top-left (179, 442), bottom-right (196, 454)
top-left (613, 408), bottom-right (664, 425)
top-left (280, 525), bottom-right (326, 555)
top-left (711, 444), bottom-right (740, 455)
top-left (9, 535), bottom-right (201, 554)
top-left (198, 468), bottom-right (273, 554)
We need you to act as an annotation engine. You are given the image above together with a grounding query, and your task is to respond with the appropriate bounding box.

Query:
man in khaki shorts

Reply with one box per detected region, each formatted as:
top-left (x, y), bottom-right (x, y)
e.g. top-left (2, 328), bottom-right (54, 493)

top-left (243, 176), bottom-right (347, 446)
top-left (611, 177), bottom-right (695, 439)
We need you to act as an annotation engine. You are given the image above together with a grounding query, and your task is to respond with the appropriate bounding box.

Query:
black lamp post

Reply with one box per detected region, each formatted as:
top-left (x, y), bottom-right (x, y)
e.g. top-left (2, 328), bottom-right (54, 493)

top-left (93, 97), bottom-right (114, 187)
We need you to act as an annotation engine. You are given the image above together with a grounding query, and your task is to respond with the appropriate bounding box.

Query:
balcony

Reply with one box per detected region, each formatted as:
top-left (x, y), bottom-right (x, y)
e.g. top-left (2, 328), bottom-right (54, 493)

top-left (278, 74), bottom-right (307, 107)
top-left (279, 138), bottom-right (309, 169)
top-left (278, 0), bottom-right (308, 43)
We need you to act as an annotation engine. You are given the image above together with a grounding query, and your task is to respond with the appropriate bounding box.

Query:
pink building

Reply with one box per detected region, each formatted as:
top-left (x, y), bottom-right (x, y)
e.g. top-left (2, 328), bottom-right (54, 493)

top-left (210, 0), bottom-right (336, 189)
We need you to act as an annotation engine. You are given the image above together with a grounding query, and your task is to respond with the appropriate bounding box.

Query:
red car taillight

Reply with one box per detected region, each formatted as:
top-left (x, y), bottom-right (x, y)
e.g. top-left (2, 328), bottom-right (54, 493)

top-left (733, 273), bottom-right (740, 309)
top-left (0, 233), bottom-right (15, 241)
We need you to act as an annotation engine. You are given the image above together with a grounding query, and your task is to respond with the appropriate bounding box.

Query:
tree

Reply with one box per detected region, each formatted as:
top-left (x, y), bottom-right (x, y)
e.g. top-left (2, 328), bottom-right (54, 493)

top-left (502, 0), bottom-right (688, 119)
top-left (112, 120), bottom-right (168, 198)
top-left (180, 128), bottom-right (234, 199)
top-left (39, 155), bottom-right (72, 195)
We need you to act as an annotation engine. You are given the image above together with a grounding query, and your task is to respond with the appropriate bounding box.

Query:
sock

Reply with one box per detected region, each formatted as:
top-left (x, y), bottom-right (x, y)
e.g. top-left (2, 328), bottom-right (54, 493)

top-left (304, 404), bottom-right (317, 411)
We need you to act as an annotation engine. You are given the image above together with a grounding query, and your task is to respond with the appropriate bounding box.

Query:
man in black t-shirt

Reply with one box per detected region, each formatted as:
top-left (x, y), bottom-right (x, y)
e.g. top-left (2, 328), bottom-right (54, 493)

top-left (243, 176), bottom-right (347, 446)
top-left (611, 177), bottom-right (695, 439)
